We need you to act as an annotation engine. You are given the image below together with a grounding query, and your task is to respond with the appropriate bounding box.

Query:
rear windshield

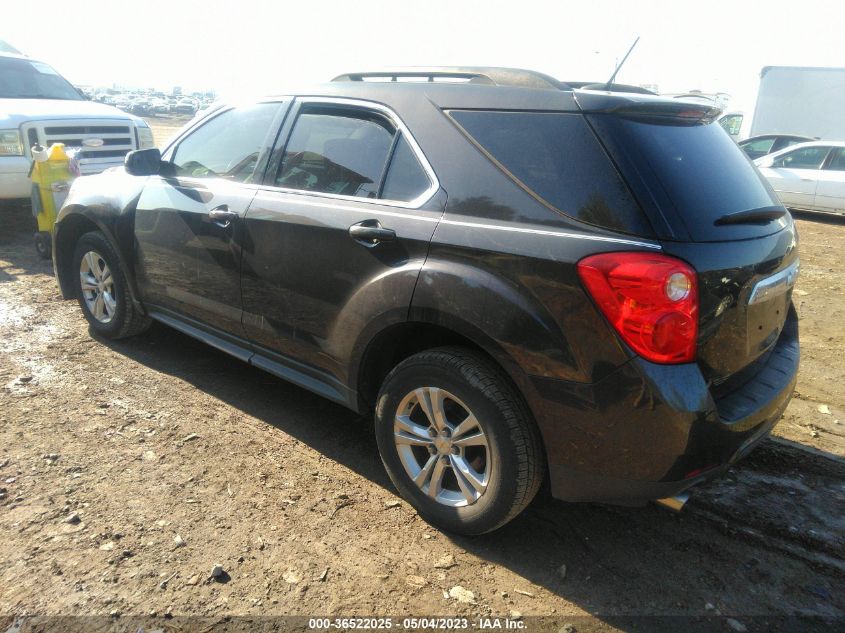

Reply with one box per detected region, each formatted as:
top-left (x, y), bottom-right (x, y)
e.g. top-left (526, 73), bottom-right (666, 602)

top-left (449, 110), bottom-right (654, 237)
top-left (588, 114), bottom-right (782, 242)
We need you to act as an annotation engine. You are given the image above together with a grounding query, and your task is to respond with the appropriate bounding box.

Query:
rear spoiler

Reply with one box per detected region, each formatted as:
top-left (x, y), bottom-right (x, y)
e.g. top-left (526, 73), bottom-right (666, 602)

top-left (574, 90), bottom-right (722, 125)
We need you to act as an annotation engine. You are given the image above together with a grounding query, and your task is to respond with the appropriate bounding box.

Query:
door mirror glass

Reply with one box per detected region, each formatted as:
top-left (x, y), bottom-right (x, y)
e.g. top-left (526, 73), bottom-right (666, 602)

top-left (125, 148), bottom-right (162, 176)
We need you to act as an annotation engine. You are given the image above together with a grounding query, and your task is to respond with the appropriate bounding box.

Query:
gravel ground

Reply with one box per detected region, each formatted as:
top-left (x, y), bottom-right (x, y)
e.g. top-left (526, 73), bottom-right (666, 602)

top-left (1, 136), bottom-right (843, 631)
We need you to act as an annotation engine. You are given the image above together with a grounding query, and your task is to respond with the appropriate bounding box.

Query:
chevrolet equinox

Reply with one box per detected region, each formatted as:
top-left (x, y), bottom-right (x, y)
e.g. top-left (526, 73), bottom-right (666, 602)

top-left (52, 68), bottom-right (799, 534)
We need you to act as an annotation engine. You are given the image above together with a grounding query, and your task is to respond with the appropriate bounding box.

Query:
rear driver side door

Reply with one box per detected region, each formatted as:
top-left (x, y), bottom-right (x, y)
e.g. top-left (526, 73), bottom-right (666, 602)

top-left (240, 99), bottom-right (444, 401)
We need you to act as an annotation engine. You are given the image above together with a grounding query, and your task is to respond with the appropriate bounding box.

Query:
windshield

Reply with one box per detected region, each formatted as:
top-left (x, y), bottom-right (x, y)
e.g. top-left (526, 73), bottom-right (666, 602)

top-left (0, 56), bottom-right (83, 100)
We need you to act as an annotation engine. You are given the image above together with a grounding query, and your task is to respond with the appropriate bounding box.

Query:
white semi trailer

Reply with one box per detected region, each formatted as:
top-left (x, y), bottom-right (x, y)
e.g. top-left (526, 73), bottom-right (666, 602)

top-left (749, 66), bottom-right (845, 140)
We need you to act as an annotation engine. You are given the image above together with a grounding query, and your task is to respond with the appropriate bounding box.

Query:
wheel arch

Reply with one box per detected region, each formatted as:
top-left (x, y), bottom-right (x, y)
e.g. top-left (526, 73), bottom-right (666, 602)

top-left (53, 207), bottom-right (144, 313)
top-left (353, 317), bottom-right (542, 426)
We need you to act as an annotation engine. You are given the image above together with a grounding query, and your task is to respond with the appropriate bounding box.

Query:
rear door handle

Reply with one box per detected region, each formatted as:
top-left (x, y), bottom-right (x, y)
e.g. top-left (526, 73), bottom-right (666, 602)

top-left (208, 205), bottom-right (238, 227)
top-left (349, 220), bottom-right (395, 245)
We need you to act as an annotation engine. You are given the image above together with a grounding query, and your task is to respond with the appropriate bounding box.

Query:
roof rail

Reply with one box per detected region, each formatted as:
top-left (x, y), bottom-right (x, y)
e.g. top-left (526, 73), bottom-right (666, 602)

top-left (332, 67), bottom-right (567, 91)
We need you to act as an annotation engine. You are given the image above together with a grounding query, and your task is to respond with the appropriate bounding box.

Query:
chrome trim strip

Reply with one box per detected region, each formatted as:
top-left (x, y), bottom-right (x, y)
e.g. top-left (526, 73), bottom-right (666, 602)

top-left (439, 219), bottom-right (663, 249)
top-left (250, 192), bottom-right (663, 249)
top-left (262, 96), bottom-right (440, 210)
top-left (748, 259), bottom-right (800, 305)
top-left (251, 192), bottom-right (440, 224)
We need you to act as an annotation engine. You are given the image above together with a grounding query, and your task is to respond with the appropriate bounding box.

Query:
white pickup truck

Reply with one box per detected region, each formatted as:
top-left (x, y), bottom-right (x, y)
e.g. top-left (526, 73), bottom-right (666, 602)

top-left (0, 52), bottom-right (155, 201)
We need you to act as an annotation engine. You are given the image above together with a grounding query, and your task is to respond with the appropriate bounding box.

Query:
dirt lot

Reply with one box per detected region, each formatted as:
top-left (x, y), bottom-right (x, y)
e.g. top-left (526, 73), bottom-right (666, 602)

top-left (143, 115), bottom-right (190, 147)
top-left (1, 134), bottom-right (844, 631)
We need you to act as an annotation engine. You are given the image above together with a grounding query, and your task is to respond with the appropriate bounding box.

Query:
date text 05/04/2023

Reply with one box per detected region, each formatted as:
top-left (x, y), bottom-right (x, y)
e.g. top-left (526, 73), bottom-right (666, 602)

top-left (307, 617), bottom-right (527, 630)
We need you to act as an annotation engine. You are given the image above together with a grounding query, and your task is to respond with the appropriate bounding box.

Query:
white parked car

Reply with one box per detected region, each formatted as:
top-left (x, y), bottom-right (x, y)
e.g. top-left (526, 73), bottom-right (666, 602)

top-left (0, 52), bottom-right (155, 200)
top-left (755, 141), bottom-right (845, 215)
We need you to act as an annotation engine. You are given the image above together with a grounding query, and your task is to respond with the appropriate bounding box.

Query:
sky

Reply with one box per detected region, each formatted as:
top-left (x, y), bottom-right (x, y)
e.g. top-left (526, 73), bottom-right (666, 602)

top-left (3, 0), bottom-right (844, 112)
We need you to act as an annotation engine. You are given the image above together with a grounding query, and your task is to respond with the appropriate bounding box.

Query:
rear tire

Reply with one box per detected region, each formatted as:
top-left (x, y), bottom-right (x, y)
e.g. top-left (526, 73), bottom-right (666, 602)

top-left (375, 347), bottom-right (545, 535)
top-left (72, 231), bottom-right (151, 339)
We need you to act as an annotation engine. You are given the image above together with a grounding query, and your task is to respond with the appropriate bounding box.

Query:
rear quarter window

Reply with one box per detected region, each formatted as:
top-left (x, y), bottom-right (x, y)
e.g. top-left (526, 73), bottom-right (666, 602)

top-left (448, 110), bottom-right (654, 237)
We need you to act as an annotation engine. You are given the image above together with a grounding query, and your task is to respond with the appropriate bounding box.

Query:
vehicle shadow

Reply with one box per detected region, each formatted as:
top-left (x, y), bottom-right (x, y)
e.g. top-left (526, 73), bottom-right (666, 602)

top-left (98, 323), bottom-right (845, 625)
top-left (0, 203), bottom-right (53, 282)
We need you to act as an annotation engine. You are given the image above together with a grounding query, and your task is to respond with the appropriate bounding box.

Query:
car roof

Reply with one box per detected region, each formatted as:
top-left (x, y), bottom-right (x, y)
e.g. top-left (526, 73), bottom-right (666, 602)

top-left (244, 66), bottom-right (710, 114)
top-left (782, 140), bottom-right (845, 148)
top-left (741, 134), bottom-right (815, 142)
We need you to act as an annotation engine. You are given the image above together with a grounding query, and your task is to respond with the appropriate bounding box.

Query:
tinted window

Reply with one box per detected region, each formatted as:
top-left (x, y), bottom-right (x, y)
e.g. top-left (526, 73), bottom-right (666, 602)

top-left (773, 137), bottom-right (811, 152)
top-left (173, 103), bottom-right (279, 182)
top-left (277, 110), bottom-right (395, 198)
top-left (450, 110), bottom-right (652, 236)
top-left (773, 146), bottom-right (830, 169)
top-left (589, 114), bottom-right (780, 241)
top-left (740, 137), bottom-right (775, 158)
top-left (381, 134), bottom-right (431, 202)
top-left (824, 148), bottom-right (845, 171)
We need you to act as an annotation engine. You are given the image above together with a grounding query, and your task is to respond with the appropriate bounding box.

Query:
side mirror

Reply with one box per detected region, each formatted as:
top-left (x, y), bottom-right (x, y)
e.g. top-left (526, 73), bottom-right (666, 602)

top-left (756, 156), bottom-right (775, 169)
top-left (125, 148), bottom-right (162, 176)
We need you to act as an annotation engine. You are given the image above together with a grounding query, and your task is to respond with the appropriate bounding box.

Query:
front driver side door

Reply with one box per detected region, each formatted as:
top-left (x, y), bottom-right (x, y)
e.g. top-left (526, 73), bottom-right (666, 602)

top-left (134, 102), bottom-right (286, 346)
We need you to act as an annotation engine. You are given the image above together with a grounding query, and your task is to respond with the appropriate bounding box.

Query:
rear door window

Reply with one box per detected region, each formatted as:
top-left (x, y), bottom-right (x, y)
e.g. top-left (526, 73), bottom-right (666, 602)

top-left (740, 137), bottom-right (775, 158)
top-left (277, 109), bottom-right (395, 199)
top-left (773, 146), bottom-right (831, 169)
top-left (449, 110), bottom-right (653, 236)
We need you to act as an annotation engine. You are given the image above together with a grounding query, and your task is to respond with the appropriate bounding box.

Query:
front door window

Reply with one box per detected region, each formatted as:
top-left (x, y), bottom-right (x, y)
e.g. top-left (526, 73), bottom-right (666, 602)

top-left (172, 103), bottom-right (280, 182)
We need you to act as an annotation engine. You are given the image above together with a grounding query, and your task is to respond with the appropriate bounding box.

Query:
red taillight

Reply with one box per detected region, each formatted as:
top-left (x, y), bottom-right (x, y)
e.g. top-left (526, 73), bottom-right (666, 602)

top-left (577, 252), bottom-right (698, 364)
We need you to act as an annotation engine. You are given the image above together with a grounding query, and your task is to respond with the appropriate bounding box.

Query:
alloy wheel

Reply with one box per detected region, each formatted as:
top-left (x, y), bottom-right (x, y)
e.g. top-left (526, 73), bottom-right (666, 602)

top-left (393, 387), bottom-right (490, 507)
top-left (79, 250), bottom-right (116, 324)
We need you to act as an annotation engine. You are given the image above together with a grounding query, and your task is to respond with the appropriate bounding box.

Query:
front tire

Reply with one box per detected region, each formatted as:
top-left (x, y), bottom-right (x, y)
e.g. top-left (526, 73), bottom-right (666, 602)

top-left (375, 347), bottom-right (545, 535)
top-left (72, 231), bottom-right (151, 339)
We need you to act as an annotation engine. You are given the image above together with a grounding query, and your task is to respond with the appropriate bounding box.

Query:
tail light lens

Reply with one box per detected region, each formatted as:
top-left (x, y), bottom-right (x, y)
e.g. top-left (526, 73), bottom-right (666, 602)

top-left (577, 252), bottom-right (698, 364)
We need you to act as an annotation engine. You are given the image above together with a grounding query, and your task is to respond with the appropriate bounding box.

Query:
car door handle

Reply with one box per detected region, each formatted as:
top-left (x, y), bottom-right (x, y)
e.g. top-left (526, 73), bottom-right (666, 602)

top-left (349, 220), bottom-right (395, 245)
top-left (801, 178), bottom-right (814, 182)
top-left (208, 205), bottom-right (238, 226)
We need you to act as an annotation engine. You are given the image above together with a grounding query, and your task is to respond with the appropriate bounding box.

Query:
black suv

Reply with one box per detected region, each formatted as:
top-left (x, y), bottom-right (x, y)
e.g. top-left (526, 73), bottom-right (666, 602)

top-left (53, 68), bottom-right (799, 534)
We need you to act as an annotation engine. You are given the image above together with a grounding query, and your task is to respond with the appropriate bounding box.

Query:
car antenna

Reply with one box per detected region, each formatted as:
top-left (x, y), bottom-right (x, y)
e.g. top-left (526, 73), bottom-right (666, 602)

top-left (605, 36), bottom-right (640, 90)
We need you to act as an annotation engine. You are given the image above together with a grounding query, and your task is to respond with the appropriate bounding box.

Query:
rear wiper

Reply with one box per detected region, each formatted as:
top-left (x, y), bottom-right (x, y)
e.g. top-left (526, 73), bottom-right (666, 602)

top-left (714, 208), bottom-right (788, 226)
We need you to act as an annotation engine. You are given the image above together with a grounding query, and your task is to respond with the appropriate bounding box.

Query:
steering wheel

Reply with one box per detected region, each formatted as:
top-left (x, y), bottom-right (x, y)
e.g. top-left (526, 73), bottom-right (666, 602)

top-left (179, 160), bottom-right (218, 178)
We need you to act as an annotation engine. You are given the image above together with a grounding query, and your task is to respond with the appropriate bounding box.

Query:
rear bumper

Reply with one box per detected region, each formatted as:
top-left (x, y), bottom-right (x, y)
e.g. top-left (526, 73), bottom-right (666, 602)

top-left (534, 305), bottom-right (799, 504)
